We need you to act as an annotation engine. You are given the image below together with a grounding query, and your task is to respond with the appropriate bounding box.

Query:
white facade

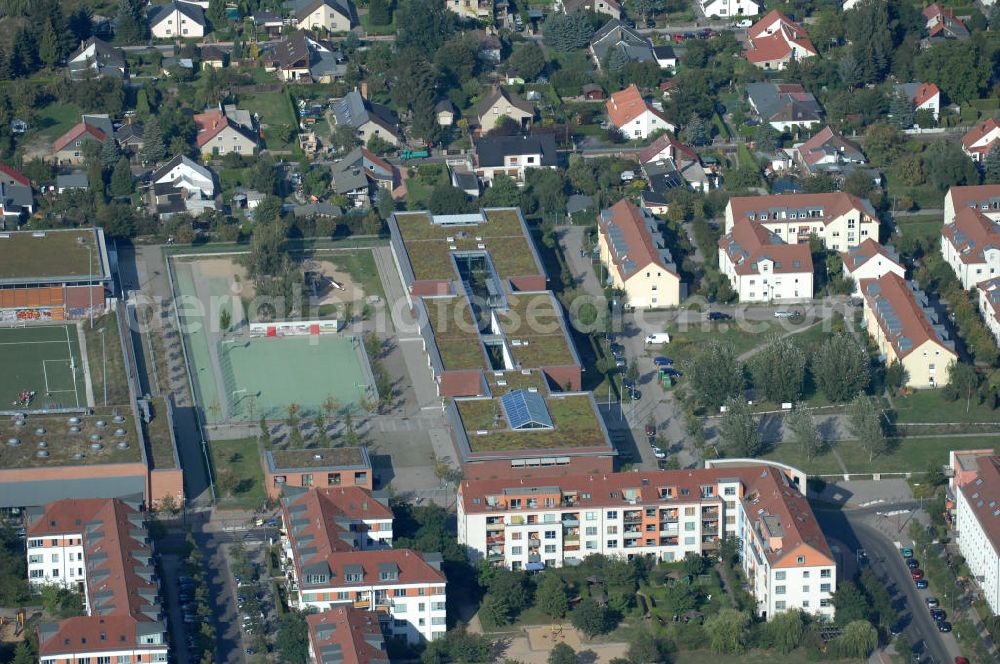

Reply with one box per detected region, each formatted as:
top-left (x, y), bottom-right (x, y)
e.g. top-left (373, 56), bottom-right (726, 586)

top-left (725, 200), bottom-right (879, 253)
top-left (702, 0), bottom-right (760, 17)
top-left (955, 482), bottom-right (1000, 614)
top-left (26, 535), bottom-right (87, 597)
top-left (978, 279), bottom-right (1000, 346)
top-left (718, 252), bottom-right (813, 303)
top-left (843, 255), bottom-right (906, 296)
top-left (297, 2), bottom-right (352, 31)
top-left (477, 151), bottom-right (554, 184)
top-left (941, 225), bottom-right (1000, 290)
top-left (615, 109), bottom-right (675, 139)
top-left (150, 6), bottom-right (205, 38)
top-left (154, 159), bottom-right (215, 198)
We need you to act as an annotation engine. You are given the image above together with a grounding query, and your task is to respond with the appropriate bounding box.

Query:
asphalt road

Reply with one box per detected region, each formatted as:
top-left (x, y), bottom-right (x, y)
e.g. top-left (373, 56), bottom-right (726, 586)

top-left (816, 508), bottom-right (956, 664)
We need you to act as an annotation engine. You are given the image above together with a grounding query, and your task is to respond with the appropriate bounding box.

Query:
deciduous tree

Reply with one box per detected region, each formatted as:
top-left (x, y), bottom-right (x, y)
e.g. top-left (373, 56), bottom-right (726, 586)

top-left (548, 643), bottom-right (577, 664)
top-left (704, 608), bottom-right (750, 654)
top-left (833, 620), bottom-right (877, 660)
top-left (535, 573), bottom-right (570, 618)
top-left (718, 397), bottom-right (762, 458)
top-left (542, 12), bottom-right (594, 52)
top-left (686, 341), bottom-right (744, 409)
top-left (811, 334), bottom-right (870, 402)
top-left (750, 335), bottom-right (806, 403)
top-left (570, 598), bottom-right (617, 638)
top-left (848, 393), bottom-right (887, 463)
top-left (785, 406), bottom-right (825, 460)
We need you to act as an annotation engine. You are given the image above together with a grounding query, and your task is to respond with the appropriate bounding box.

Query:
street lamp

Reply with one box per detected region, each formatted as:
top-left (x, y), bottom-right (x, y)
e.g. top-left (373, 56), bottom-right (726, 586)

top-left (78, 237), bottom-right (94, 329)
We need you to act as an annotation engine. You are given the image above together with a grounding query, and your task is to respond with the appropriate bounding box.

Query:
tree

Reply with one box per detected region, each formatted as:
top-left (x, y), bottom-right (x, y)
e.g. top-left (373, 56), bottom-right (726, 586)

top-left (276, 612), bottom-right (310, 664)
top-left (100, 136), bottom-right (121, 171)
top-left (626, 629), bottom-right (663, 663)
top-left (704, 608), bottom-right (750, 654)
top-left (661, 583), bottom-right (697, 614)
top-left (542, 11), bottom-right (594, 51)
top-left (395, 0), bottom-right (452, 54)
top-left (753, 125), bottom-right (778, 153)
top-left (216, 470), bottom-right (238, 496)
top-left (718, 397), bottom-right (763, 458)
top-left (750, 335), bottom-right (806, 403)
top-left (11, 641), bottom-right (35, 664)
top-left (889, 92), bottom-right (915, 129)
top-left (686, 341), bottom-right (744, 409)
top-left (141, 118), bottom-right (166, 165)
top-left (862, 123), bottom-right (904, 166)
top-left (848, 393), bottom-right (887, 463)
top-left (915, 39), bottom-right (991, 104)
top-left (785, 406), bottom-right (824, 460)
top-left (114, 0), bottom-right (147, 44)
top-left (681, 114), bottom-right (710, 147)
top-left (38, 21), bottom-right (61, 69)
top-left (843, 169), bottom-right (874, 198)
top-left (369, 0), bottom-right (392, 25)
top-left (834, 620), bottom-right (877, 660)
top-left (925, 139), bottom-right (981, 192)
top-left (949, 362), bottom-right (979, 413)
top-left (109, 156), bottom-right (133, 198)
top-left (570, 598), bottom-right (617, 638)
top-left (548, 643), bottom-right (577, 664)
top-left (428, 184), bottom-right (470, 214)
top-left (219, 308), bottom-right (232, 334)
top-left (811, 334), bottom-right (870, 402)
top-left (535, 574), bottom-right (569, 618)
top-left (759, 609), bottom-right (806, 653)
top-left (629, 0), bottom-right (663, 20)
top-left (984, 143), bottom-right (1000, 185)
top-left (207, 0), bottom-right (228, 30)
top-left (845, 0), bottom-right (893, 83)
top-left (478, 568), bottom-right (528, 627)
top-left (508, 43), bottom-right (546, 81)
top-left (481, 174), bottom-right (521, 208)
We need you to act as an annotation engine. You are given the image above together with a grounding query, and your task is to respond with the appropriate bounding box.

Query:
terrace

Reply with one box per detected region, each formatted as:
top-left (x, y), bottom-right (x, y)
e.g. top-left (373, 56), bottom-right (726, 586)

top-left (0, 407), bottom-right (144, 469)
top-left (0, 229), bottom-right (104, 281)
top-left (394, 210), bottom-right (543, 282)
top-left (456, 394), bottom-right (609, 452)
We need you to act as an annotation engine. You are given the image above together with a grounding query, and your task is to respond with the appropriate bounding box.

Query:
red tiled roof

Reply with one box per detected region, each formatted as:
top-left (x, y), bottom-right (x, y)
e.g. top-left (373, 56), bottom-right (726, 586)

top-left (796, 126), bottom-right (864, 167)
top-left (605, 84), bottom-right (671, 129)
top-left (860, 272), bottom-right (957, 359)
top-left (638, 133), bottom-right (698, 165)
top-left (193, 109), bottom-right (256, 148)
top-left (942, 207), bottom-right (1000, 267)
top-left (598, 199), bottom-right (677, 279)
top-left (0, 162), bottom-right (30, 187)
top-left (53, 122), bottom-right (106, 153)
top-left (307, 607), bottom-right (388, 664)
top-left (719, 219), bottom-right (812, 276)
top-left (959, 456), bottom-right (1000, 556)
top-left (962, 119), bottom-right (1000, 156)
top-left (841, 238), bottom-right (902, 273)
top-left (729, 192), bottom-right (873, 227)
top-left (913, 83), bottom-right (939, 109)
top-left (306, 548), bottom-right (445, 589)
top-left (283, 487), bottom-right (392, 564)
top-left (745, 10), bottom-right (816, 64)
top-left (39, 615), bottom-right (158, 657)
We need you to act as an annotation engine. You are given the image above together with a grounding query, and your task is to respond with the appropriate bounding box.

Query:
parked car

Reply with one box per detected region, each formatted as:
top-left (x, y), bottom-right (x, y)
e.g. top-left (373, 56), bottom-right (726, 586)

top-left (955, 657), bottom-right (970, 664)
top-left (707, 311), bottom-right (732, 321)
top-left (653, 356), bottom-right (673, 367)
top-left (906, 558), bottom-right (920, 569)
top-left (651, 446), bottom-right (666, 459)
top-left (937, 621), bottom-right (952, 633)
top-left (890, 622), bottom-right (904, 636)
top-left (773, 310), bottom-right (801, 319)
top-left (610, 343), bottom-right (625, 356)
top-left (911, 569), bottom-right (924, 580)
top-left (901, 547), bottom-right (913, 558)
top-left (734, 18), bottom-right (753, 28)
top-left (672, 33), bottom-right (685, 43)
top-left (915, 579), bottom-right (928, 589)
top-left (645, 423), bottom-right (656, 438)
top-left (663, 368), bottom-right (683, 378)
top-left (925, 597), bottom-right (939, 608)
top-left (645, 332), bottom-right (671, 344)
top-left (615, 357), bottom-right (627, 368)
top-left (630, 389), bottom-right (642, 400)
top-left (645, 18), bottom-right (656, 28)
top-left (683, 32), bottom-right (696, 39)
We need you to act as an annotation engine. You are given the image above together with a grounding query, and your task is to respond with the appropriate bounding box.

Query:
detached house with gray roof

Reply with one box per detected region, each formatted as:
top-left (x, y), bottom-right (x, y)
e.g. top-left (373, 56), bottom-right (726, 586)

top-left (747, 82), bottom-right (823, 132)
top-left (287, 0), bottom-right (356, 32)
top-left (149, 1), bottom-right (207, 38)
top-left (67, 37), bottom-right (126, 80)
top-left (332, 91), bottom-right (400, 147)
top-left (589, 19), bottom-right (655, 69)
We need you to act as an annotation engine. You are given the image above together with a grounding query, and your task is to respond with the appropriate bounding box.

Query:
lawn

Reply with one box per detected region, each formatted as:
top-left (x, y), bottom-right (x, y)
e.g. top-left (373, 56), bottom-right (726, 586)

top-left (208, 437), bottom-right (267, 509)
top-left (893, 214), bottom-right (942, 247)
top-left (360, 13), bottom-right (395, 35)
top-left (83, 312), bottom-right (131, 407)
top-left (237, 92), bottom-right (297, 150)
top-left (316, 249), bottom-right (386, 299)
top-left (665, 319), bottom-right (785, 357)
top-left (893, 388), bottom-right (1000, 424)
top-left (404, 164), bottom-right (449, 211)
top-left (33, 102), bottom-right (84, 141)
top-left (673, 651), bottom-right (852, 664)
top-left (761, 442), bottom-right (845, 476)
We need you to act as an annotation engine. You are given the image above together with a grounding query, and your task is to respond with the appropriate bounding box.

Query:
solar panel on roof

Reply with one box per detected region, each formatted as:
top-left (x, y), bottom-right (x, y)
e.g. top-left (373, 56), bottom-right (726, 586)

top-left (500, 390), bottom-right (554, 430)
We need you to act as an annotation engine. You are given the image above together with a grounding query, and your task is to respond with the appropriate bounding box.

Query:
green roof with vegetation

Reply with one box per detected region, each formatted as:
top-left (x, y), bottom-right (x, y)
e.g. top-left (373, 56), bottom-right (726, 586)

top-left (270, 447), bottom-right (367, 470)
top-left (394, 209), bottom-right (542, 282)
top-left (0, 229), bottom-right (102, 281)
top-left (0, 407), bottom-right (143, 469)
top-left (498, 293), bottom-right (577, 368)
top-left (424, 297), bottom-right (489, 371)
top-left (457, 394), bottom-right (609, 452)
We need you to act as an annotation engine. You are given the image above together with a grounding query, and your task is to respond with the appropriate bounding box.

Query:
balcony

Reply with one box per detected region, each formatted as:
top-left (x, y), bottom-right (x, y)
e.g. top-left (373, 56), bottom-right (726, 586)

top-left (528, 554), bottom-right (541, 563)
top-left (624, 516), bottom-right (642, 525)
top-left (561, 515), bottom-right (580, 527)
top-left (564, 536), bottom-right (580, 546)
top-left (487, 552), bottom-right (504, 562)
top-left (486, 535), bottom-right (505, 545)
top-left (660, 536), bottom-right (678, 546)
top-left (528, 538), bottom-right (541, 547)
top-left (353, 600), bottom-right (371, 609)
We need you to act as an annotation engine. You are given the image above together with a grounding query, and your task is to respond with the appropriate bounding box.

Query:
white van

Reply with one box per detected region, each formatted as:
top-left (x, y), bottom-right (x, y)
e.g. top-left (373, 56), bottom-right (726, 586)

top-left (644, 332), bottom-right (671, 344)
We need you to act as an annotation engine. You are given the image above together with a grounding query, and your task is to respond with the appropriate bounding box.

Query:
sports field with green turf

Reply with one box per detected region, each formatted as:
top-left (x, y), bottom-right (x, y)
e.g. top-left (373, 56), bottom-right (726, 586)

top-left (0, 324), bottom-right (87, 410)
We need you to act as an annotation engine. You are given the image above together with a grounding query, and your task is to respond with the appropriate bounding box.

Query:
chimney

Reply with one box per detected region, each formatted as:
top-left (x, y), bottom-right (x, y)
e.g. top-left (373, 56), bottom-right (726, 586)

top-left (360, 81), bottom-right (369, 100)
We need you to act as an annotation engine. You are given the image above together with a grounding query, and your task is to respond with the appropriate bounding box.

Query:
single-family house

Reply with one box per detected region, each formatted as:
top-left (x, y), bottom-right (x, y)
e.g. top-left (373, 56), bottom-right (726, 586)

top-left (606, 84), bottom-right (677, 139)
top-left (115, 124), bottom-right (145, 155)
top-left (895, 82), bottom-right (941, 122)
top-left (331, 91), bottom-right (401, 147)
top-left (150, 154), bottom-right (217, 218)
top-left (473, 133), bottom-right (557, 184)
top-left (923, 3), bottom-right (969, 40)
top-left (860, 273), bottom-right (957, 388)
top-left (589, 20), bottom-right (656, 69)
top-left (148, 1), bottom-right (207, 38)
top-left (941, 207), bottom-right (1000, 289)
top-left (962, 119), bottom-right (1000, 164)
top-left (56, 172), bottom-right (89, 194)
top-left (264, 30), bottom-right (346, 82)
top-left (793, 126), bottom-right (866, 175)
top-left (597, 199), bottom-right (682, 308)
top-left (653, 45), bottom-right (677, 71)
top-left (725, 192), bottom-right (879, 252)
top-left (51, 115), bottom-right (114, 165)
top-left (0, 164), bottom-right (33, 228)
top-left (638, 133), bottom-right (712, 191)
top-left (447, 0), bottom-right (495, 21)
top-left (744, 10), bottom-right (816, 70)
top-left (288, 0), bottom-right (356, 32)
top-left (476, 86), bottom-right (535, 131)
top-left (841, 239), bottom-right (905, 296)
top-left (193, 105), bottom-right (258, 157)
top-left (435, 100), bottom-right (456, 127)
top-left (718, 219), bottom-right (813, 302)
top-left (200, 45), bottom-right (228, 69)
top-left (67, 38), bottom-right (126, 80)
top-left (562, 0), bottom-right (622, 20)
top-left (330, 147), bottom-right (402, 207)
top-left (582, 84), bottom-right (605, 100)
top-left (701, 0), bottom-right (760, 17)
top-left (945, 185), bottom-right (1000, 225)
top-left (449, 163), bottom-right (481, 197)
top-left (978, 277), bottom-right (1000, 347)
top-left (746, 82), bottom-right (823, 132)
top-left (253, 10), bottom-right (286, 36)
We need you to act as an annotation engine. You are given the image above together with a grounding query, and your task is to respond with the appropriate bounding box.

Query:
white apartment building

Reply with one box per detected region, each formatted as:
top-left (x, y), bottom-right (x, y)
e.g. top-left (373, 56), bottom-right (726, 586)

top-left (944, 185), bottom-right (1000, 224)
top-left (953, 453), bottom-right (1000, 614)
top-left (457, 465), bottom-right (836, 621)
top-left (718, 219), bottom-right (813, 303)
top-left (725, 193), bottom-right (879, 253)
top-left (841, 239), bottom-right (906, 297)
top-left (979, 277), bottom-right (1000, 346)
top-left (280, 487), bottom-right (445, 643)
top-left (941, 207), bottom-right (1000, 289)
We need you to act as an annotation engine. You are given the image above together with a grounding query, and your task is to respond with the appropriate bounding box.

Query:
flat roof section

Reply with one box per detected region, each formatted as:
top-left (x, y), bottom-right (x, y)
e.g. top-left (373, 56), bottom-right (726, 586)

top-left (0, 407), bottom-right (144, 469)
top-left (268, 446), bottom-right (370, 471)
top-left (423, 297), bottom-right (489, 372)
top-left (0, 228), bottom-right (109, 283)
top-left (497, 293), bottom-right (578, 368)
top-left (394, 210), bottom-right (543, 282)
top-left (457, 393), bottom-right (610, 452)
